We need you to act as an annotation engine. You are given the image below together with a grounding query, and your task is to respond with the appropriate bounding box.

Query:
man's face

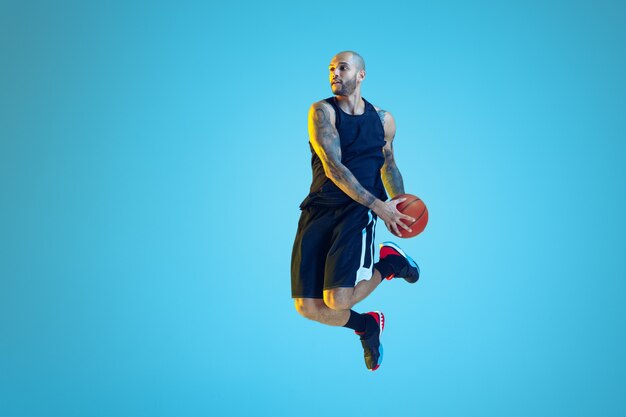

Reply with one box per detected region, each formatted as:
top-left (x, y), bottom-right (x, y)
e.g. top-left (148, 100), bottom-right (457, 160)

top-left (329, 55), bottom-right (361, 96)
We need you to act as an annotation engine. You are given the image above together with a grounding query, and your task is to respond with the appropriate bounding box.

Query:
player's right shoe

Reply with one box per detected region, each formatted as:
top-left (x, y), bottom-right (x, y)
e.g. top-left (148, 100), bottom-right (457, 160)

top-left (356, 311), bottom-right (385, 371)
top-left (379, 241), bottom-right (420, 283)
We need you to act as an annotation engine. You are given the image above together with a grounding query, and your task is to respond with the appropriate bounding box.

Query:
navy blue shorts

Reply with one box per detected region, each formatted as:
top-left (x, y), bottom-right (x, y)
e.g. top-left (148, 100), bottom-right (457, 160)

top-left (291, 201), bottom-right (378, 299)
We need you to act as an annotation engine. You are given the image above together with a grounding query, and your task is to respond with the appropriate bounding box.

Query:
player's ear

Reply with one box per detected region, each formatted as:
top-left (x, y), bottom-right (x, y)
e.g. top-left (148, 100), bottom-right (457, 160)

top-left (358, 69), bottom-right (366, 82)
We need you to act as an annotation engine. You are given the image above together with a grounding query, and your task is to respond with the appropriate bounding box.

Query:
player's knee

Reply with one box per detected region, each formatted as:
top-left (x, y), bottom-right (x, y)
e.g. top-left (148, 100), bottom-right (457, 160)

top-left (325, 299), bottom-right (351, 310)
top-left (294, 299), bottom-right (321, 320)
top-left (323, 290), bottom-right (352, 311)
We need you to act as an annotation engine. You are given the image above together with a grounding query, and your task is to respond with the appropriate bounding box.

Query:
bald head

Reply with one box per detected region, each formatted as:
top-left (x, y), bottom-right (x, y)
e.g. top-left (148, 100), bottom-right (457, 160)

top-left (329, 51), bottom-right (366, 96)
top-left (334, 50), bottom-right (366, 71)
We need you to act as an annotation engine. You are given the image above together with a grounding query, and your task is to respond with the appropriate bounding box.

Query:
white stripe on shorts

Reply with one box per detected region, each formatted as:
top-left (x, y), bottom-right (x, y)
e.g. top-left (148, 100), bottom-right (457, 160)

top-left (355, 210), bottom-right (376, 284)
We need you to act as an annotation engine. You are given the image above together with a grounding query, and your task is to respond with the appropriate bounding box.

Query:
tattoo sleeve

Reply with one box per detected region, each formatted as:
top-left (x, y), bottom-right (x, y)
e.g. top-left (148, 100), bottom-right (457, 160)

top-left (381, 141), bottom-right (406, 198)
top-left (377, 109), bottom-right (387, 126)
top-left (309, 103), bottom-right (378, 208)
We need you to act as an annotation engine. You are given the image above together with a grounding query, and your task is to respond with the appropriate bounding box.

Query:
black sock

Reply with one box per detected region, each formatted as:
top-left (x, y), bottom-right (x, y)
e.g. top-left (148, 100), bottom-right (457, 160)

top-left (374, 257), bottom-right (396, 281)
top-left (342, 310), bottom-right (367, 333)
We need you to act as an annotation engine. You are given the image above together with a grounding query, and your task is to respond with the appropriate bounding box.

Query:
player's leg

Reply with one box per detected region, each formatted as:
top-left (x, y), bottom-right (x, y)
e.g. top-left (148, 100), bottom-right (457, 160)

top-left (320, 203), bottom-right (386, 370)
top-left (290, 203), bottom-right (384, 370)
top-left (322, 269), bottom-right (383, 310)
top-left (291, 205), bottom-right (351, 326)
top-left (293, 297), bottom-right (349, 326)
top-left (323, 202), bottom-right (419, 310)
top-left (320, 204), bottom-right (420, 370)
top-left (293, 296), bottom-right (384, 371)
top-left (323, 240), bottom-right (421, 309)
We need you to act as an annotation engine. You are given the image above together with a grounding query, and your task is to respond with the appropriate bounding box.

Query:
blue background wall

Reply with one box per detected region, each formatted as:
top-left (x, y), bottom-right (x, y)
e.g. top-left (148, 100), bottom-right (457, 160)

top-left (2, 1), bottom-right (625, 416)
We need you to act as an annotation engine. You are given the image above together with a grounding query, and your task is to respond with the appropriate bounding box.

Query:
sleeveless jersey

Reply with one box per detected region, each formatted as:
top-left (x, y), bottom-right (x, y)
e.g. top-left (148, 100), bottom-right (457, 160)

top-left (300, 96), bottom-right (388, 208)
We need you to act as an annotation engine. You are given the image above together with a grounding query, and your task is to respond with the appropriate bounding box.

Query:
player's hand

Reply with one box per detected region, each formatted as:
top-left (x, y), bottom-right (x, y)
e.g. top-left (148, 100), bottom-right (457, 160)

top-left (371, 198), bottom-right (415, 237)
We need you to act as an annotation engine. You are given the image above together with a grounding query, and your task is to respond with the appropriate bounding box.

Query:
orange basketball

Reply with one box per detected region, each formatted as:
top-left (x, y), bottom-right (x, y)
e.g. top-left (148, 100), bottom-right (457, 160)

top-left (392, 193), bottom-right (428, 238)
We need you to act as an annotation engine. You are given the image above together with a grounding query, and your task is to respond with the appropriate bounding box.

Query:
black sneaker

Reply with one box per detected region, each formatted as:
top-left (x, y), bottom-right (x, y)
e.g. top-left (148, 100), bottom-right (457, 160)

top-left (379, 241), bottom-right (420, 283)
top-left (356, 311), bottom-right (385, 371)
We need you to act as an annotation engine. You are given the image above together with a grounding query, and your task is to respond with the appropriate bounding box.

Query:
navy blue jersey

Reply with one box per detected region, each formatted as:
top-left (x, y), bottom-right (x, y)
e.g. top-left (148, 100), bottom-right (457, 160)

top-left (301, 97), bottom-right (388, 208)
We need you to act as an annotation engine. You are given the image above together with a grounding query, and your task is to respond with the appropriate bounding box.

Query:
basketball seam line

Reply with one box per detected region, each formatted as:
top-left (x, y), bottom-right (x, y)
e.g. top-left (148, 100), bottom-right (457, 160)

top-left (400, 199), bottom-right (426, 227)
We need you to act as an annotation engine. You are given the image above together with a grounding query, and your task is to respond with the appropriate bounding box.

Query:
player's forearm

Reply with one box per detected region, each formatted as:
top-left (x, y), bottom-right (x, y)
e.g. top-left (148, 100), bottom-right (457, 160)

top-left (382, 162), bottom-right (405, 198)
top-left (325, 162), bottom-right (380, 208)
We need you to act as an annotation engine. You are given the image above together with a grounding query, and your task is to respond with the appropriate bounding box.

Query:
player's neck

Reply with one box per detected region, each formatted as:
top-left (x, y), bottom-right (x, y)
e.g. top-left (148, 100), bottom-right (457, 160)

top-left (335, 92), bottom-right (364, 115)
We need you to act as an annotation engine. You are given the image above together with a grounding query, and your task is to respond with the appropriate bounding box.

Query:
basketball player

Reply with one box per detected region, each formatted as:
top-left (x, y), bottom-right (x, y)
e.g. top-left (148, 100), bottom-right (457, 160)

top-left (291, 51), bottom-right (421, 371)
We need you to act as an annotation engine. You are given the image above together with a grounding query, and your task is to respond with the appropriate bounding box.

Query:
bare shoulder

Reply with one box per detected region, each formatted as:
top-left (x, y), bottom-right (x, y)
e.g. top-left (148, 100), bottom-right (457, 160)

top-left (372, 104), bottom-right (395, 126)
top-left (309, 99), bottom-right (336, 126)
top-left (372, 104), bottom-right (396, 137)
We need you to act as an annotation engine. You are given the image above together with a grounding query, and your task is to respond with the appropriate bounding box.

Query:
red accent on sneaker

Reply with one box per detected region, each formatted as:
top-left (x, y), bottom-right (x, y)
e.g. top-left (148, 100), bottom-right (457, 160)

top-left (365, 311), bottom-right (385, 332)
top-left (385, 273), bottom-right (395, 280)
top-left (380, 246), bottom-right (401, 259)
top-left (371, 364), bottom-right (380, 371)
top-left (366, 312), bottom-right (380, 326)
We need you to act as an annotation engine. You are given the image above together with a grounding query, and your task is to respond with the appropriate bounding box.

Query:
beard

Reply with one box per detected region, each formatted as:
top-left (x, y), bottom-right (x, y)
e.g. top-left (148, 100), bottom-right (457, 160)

top-left (331, 76), bottom-right (357, 96)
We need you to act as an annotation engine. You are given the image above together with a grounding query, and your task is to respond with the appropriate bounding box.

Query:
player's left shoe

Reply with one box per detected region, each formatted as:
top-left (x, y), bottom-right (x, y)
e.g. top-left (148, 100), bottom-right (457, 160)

top-left (356, 311), bottom-right (385, 371)
top-left (379, 241), bottom-right (420, 283)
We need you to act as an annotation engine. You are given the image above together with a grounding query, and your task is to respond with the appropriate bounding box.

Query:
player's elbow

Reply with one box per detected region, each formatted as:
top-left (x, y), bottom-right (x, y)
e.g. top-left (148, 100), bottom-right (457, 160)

top-left (323, 166), bottom-right (335, 180)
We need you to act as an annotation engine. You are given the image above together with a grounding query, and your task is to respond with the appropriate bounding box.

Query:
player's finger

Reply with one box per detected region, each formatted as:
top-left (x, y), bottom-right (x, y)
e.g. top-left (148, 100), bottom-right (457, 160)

top-left (400, 213), bottom-right (416, 222)
top-left (390, 222), bottom-right (402, 237)
top-left (397, 219), bottom-right (412, 233)
top-left (391, 198), bottom-right (407, 207)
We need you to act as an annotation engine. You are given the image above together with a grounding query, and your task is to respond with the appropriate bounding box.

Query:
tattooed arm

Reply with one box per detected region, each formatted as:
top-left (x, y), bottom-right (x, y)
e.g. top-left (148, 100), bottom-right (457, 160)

top-left (308, 101), bottom-right (414, 236)
top-left (376, 108), bottom-right (406, 198)
top-left (308, 101), bottom-right (378, 207)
